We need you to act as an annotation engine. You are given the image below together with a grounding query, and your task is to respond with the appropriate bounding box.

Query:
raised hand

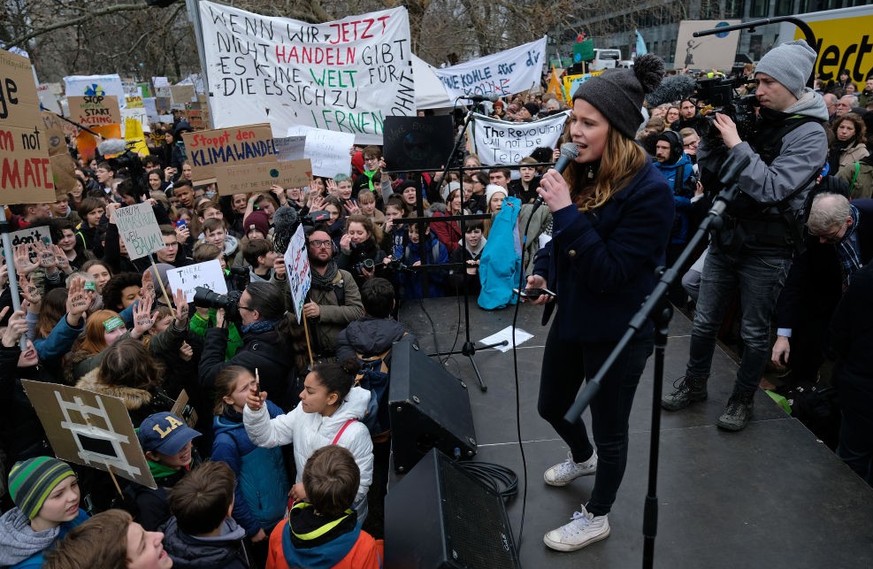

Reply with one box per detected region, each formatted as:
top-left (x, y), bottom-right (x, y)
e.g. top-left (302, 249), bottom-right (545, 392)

top-left (34, 241), bottom-right (57, 270)
top-left (173, 288), bottom-right (189, 325)
top-left (179, 341), bottom-right (194, 361)
top-left (132, 291), bottom-right (157, 338)
top-left (1, 307), bottom-right (28, 348)
top-left (325, 178), bottom-right (338, 197)
top-left (66, 277), bottom-right (90, 322)
top-left (18, 274), bottom-right (41, 306)
top-left (53, 245), bottom-right (72, 274)
top-left (13, 244), bottom-right (39, 276)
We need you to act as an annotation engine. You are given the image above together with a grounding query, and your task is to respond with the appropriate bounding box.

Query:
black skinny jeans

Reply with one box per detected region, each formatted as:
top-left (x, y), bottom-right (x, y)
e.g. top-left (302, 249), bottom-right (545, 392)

top-left (538, 325), bottom-right (653, 517)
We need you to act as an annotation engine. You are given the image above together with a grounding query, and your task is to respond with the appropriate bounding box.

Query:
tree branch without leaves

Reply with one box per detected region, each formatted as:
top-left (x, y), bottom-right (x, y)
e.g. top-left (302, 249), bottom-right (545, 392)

top-left (5, 3), bottom-right (144, 48)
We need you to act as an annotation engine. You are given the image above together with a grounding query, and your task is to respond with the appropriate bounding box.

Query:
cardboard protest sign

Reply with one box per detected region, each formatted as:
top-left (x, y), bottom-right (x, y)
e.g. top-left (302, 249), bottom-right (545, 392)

top-left (199, 2), bottom-right (414, 145)
top-left (114, 202), bottom-right (164, 260)
top-left (125, 95), bottom-right (145, 108)
top-left (22, 380), bottom-right (156, 489)
top-left (39, 110), bottom-right (77, 197)
top-left (383, 116), bottom-right (454, 170)
top-left (216, 158), bottom-right (312, 195)
top-left (182, 123), bottom-right (278, 185)
top-left (286, 126), bottom-right (355, 178)
top-left (433, 37), bottom-right (547, 99)
top-left (9, 225), bottom-right (51, 248)
top-left (171, 390), bottom-right (199, 430)
top-left (471, 111), bottom-right (568, 166)
top-left (37, 82), bottom-right (63, 114)
top-left (166, 259), bottom-right (228, 302)
top-left (0, 49), bottom-right (56, 204)
top-left (170, 84), bottom-right (196, 106)
top-left (67, 95), bottom-right (122, 127)
top-left (674, 20), bottom-right (742, 71)
top-left (284, 224), bottom-right (311, 323)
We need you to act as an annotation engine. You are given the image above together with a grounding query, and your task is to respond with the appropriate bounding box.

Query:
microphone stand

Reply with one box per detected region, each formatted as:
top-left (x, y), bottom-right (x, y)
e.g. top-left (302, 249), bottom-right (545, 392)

top-left (561, 154), bottom-right (750, 569)
top-left (421, 102), bottom-right (503, 392)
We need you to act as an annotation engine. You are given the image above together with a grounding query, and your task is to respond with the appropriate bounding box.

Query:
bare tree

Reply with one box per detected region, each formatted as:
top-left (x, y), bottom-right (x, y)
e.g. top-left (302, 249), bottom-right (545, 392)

top-left (3, 0), bottom-right (580, 82)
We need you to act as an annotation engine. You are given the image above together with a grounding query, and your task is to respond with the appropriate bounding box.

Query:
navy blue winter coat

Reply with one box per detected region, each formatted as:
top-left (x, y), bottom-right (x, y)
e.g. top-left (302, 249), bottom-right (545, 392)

top-left (533, 160), bottom-right (673, 342)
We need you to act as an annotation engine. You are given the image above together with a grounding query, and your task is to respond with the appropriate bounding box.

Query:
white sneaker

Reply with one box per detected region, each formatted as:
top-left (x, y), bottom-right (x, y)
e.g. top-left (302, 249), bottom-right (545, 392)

top-left (543, 504), bottom-right (611, 552)
top-left (543, 451), bottom-right (597, 486)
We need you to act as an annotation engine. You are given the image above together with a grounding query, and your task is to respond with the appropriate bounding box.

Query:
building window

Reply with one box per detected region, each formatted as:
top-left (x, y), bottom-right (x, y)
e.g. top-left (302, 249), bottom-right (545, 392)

top-left (775, 0), bottom-right (794, 15)
top-left (750, 0), bottom-right (768, 18)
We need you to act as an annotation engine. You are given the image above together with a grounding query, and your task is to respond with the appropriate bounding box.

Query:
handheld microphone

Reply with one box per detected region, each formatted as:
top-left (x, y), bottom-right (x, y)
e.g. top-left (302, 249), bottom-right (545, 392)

top-left (644, 74), bottom-right (697, 107)
top-left (531, 142), bottom-right (581, 212)
top-left (460, 93), bottom-right (501, 103)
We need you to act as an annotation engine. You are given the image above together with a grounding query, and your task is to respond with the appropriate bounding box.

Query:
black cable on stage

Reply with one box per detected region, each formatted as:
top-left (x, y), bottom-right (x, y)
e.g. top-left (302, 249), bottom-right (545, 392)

top-left (459, 461), bottom-right (519, 503)
top-left (418, 296), bottom-right (440, 359)
top-left (505, 207), bottom-right (546, 548)
top-left (441, 287), bottom-right (463, 367)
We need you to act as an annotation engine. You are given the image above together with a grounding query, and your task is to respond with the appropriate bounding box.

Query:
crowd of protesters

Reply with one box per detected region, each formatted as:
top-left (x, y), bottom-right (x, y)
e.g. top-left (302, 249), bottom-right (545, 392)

top-left (0, 56), bottom-right (871, 568)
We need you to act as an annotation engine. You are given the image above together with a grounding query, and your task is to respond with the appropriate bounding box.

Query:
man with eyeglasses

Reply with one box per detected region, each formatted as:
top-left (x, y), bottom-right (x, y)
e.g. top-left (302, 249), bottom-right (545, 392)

top-left (300, 227), bottom-right (364, 357)
top-left (835, 95), bottom-right (858, 118)
top-left (770, 193), bottom-right (873, 392)
top-left (155, 225), bottom-right (189, 267)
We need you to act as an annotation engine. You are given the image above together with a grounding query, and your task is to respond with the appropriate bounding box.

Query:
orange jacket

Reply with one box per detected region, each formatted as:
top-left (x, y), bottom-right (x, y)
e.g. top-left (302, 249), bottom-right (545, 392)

top-left (266, 517), bottom-right (381, 569)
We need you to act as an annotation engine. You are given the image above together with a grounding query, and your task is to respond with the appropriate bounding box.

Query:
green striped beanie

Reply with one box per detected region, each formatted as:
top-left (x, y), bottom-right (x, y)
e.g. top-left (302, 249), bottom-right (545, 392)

top-left (8, 457), bottom-right (75, 520)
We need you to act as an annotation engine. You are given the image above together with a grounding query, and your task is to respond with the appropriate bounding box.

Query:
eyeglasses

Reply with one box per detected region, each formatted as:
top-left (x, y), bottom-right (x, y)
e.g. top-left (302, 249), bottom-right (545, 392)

top-left (308, 239), bottom-right (333, 248)
top-left (237, 304), bottom-right (255, 312)
top-left (683, 141), bottom-right (699, 149)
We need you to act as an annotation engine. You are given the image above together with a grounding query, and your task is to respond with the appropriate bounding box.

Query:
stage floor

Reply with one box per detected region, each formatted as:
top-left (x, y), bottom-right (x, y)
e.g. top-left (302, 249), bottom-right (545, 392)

top-left (393, 297), bottom-right (873, 569)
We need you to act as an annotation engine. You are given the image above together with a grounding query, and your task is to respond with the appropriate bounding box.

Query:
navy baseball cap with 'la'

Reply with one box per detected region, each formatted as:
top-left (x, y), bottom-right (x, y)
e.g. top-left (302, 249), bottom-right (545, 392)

top-left (138, 412), bottom-right (201, 455)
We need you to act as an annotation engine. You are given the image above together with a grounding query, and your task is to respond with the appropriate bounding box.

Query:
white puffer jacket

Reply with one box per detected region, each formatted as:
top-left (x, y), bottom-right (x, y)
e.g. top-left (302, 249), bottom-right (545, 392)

top-left (243, 386), bottom-right (374, 503)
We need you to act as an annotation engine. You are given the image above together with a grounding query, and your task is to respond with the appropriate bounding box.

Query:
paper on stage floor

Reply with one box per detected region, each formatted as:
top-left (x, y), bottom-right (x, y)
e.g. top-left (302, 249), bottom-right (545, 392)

top-left (479, 326), bottom-right (534, 353)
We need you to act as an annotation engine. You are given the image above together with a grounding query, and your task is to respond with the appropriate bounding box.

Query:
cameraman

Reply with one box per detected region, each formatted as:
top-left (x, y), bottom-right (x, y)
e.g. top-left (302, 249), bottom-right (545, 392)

top-left (198, 281), bottom-right (297, 411)
top-left (662, 40), bottom-right (829, 432)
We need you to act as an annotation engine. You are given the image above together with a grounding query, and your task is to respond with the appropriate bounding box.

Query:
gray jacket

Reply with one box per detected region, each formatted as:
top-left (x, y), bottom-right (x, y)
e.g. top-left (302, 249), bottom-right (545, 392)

top-left (701, 88), bottom-right (828, 216)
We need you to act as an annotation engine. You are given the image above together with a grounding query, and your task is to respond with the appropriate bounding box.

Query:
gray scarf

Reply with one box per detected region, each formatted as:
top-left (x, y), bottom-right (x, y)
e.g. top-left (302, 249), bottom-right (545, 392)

top-left (311, 260), bottom-right (339, 290)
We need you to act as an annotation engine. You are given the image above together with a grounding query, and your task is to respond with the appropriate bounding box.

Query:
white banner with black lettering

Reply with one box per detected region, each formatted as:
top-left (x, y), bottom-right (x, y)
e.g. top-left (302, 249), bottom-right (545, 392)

top-left (470, 111), bottom-right (569, 166)
top-left (199, 1), bottom-right (414, 145)
top-left (433, 36), bottom-right (547, 100)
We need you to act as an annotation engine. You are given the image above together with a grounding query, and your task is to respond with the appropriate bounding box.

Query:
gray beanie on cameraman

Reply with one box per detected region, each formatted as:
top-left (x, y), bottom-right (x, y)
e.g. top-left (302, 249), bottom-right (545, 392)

top-left (754, 40), bottom-right (817, 99)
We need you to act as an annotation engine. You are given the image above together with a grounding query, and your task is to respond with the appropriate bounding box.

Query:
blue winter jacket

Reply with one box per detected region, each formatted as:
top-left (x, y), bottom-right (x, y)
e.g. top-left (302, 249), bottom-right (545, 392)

top-left (532, 161), bottom-right (674, 342)
top-left (212, 402), bottom-right (289, 536)
top-left (478, 196), bottom-right (522, 310)
top-left (653, 153), bottom-right (695, 245)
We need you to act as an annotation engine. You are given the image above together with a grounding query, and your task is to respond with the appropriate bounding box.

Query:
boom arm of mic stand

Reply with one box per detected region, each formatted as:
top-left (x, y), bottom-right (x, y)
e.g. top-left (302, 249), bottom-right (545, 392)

top-left (562, 184), bottom-right (739, 424)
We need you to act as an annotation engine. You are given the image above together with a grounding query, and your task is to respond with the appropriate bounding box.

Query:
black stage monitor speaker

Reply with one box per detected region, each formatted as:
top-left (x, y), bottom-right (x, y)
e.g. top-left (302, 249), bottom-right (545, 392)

top-left (385, 448), bottom-right (521, 569)
top-left (389, 338), bottom-right (476, 473)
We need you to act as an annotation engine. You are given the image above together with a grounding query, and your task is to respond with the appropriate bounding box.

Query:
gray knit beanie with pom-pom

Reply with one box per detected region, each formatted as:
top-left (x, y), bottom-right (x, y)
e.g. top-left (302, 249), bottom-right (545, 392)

top-left (573, 54), bottom-right (665, 139)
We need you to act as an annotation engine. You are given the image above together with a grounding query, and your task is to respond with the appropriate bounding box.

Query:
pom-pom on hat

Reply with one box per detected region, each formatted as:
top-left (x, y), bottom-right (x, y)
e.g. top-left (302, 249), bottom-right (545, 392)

top-left (755, 39), bottom-right (817, 99)
top-left (8, 457), bottom-right (76, 520)
top-left (573, 54), bottom-right (665, 139)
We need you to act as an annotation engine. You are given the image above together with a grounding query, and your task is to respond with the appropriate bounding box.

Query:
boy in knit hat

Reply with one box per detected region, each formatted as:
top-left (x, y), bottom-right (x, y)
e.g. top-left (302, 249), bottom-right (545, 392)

top-left (662, 39), bottom-right (829, 431)
top-left (0, 457), bottom-right (88, 568)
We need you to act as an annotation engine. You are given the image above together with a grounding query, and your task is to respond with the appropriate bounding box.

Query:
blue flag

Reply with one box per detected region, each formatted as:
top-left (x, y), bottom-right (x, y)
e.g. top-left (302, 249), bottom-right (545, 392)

top-left (635, 29), bottom-right (647, 57)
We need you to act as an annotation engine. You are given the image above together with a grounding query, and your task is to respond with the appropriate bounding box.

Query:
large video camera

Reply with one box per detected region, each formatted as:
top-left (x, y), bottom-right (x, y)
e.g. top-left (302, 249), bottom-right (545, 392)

top-left (695, 75), bottom-right (759, 141)
top-left (192, 287), bottom-right (243, 323)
